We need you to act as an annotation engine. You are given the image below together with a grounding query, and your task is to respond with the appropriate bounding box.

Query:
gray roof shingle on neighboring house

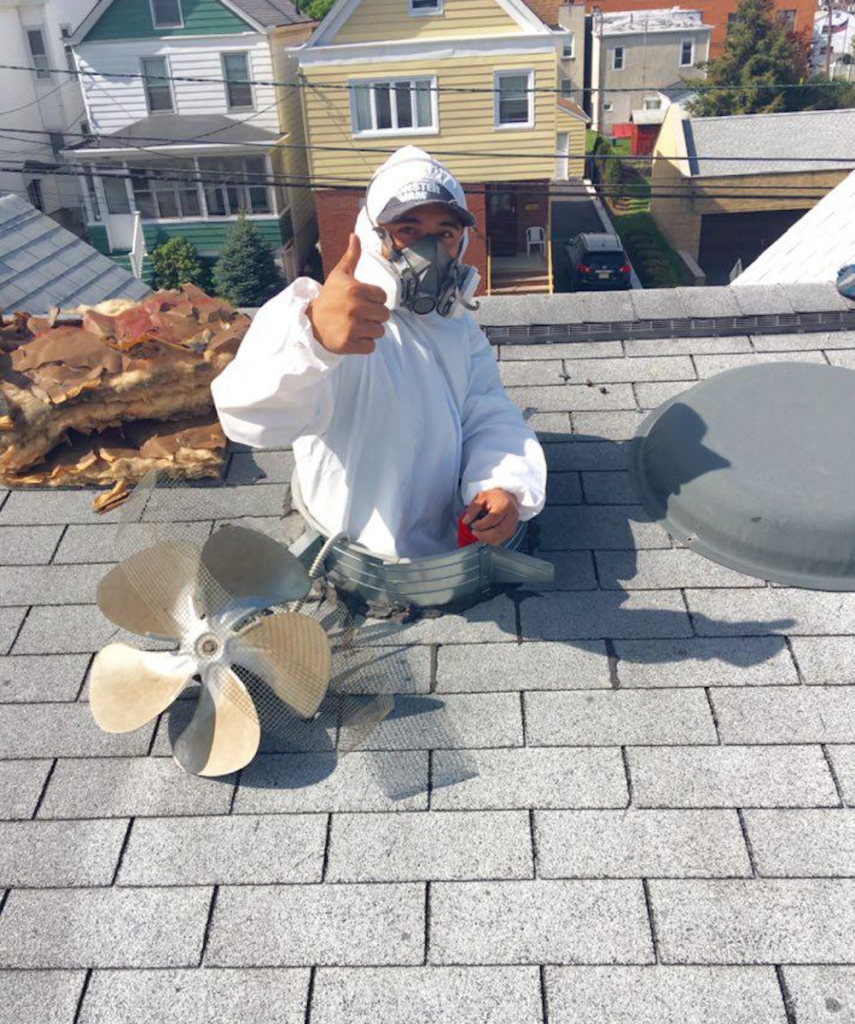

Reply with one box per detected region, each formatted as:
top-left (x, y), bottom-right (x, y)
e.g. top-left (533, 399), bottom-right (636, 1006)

top-left (3, 282), bottom-right (855, 1022)
top-left (68, 115), bottom-right (279, 153)
top-left (231, 0), bottom-right (313, 25)
top-left (733, 170), bottom-right (855, 287)
top-left (684, 107), bottom-right (855, 177)
top-left (0, 194), bottom-right (150, 315)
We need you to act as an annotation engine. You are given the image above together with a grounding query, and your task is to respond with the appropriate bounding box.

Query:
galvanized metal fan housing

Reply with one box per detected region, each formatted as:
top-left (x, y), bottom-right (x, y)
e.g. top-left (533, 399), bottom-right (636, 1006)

top-left (90, 525), bottom-right (331, 776)
top-left (629, 362), bottom-right (855, 591)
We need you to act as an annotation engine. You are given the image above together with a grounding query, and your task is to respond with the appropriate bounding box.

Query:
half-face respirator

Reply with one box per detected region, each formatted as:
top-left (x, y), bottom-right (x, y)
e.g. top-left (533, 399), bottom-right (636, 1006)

top-left (360, 233), bottom-right (481, 318)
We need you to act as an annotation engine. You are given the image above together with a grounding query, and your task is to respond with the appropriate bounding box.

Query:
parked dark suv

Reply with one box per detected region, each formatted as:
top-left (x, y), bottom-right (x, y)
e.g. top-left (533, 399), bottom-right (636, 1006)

top-left (566, 232), bottom-right (632, 290)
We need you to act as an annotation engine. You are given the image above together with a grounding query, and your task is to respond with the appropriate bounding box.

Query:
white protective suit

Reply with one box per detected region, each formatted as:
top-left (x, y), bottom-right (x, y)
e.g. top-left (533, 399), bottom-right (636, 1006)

top-left (211, 147), bottom-right (547, 558)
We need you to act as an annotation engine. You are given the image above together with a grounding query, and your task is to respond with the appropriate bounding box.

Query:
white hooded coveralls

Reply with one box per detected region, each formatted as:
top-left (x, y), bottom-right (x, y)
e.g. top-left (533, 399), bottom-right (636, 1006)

top-left (211, 148), bottom-right (547, 559)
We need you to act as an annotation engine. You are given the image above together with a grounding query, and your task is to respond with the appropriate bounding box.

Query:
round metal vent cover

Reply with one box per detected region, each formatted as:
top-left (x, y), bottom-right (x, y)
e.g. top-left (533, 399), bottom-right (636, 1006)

top-left (629, 361), bottom-right (855, 591)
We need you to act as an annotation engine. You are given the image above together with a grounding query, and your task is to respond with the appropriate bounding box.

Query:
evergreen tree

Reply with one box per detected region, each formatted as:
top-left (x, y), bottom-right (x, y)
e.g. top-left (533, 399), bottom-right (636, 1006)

top-left (688, 0), bottom-right (809, 117)
top-left (150, 236), bottom-right (209, 291)
top-left (212, 213), bottom-right (282, 307)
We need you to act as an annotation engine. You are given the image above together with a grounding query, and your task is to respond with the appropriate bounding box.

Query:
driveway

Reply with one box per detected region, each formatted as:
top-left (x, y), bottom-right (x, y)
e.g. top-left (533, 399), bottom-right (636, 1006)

top-left (551, 182), bottom-right (606, 293)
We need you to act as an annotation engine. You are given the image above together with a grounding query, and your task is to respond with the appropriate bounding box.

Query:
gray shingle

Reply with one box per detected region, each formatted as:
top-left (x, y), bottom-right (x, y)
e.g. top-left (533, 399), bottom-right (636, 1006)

top-left (206, 883), bottom-right (424, 966)
top-left (431, 747), bottom-right (628, 810)
top-left (0, 525), bottom-right (64, 565)
top-left (673, 287), bottom-right (743, 318)
top-left (0, 887), bottom-right (212, 968)
top-left (0, 971), bottom-right (87, 1024)
top-left (429, 879), bottom-right (654, 964)
top-left (751, 331), bottom-right (855, 352)
top-left (356, 693), bottom-right (523, 750)
top-left (526, 689), bottom-right (717, 746)
top-left (827, 746), bottom-right (855, 805)
top-left (546, 471), bottom-right (584, 505)
top-left (0, 564), bottom-right (107, 606)
top-left (631, 289), bottom-right (691, 320)
top-left (78, 968), bottom-right (310, 1024)
top-left (11, 604), bottom-right (174, 655)
top-left (0, 607), bottom-right (25, 655)
top-left (500, 341), bottom-right (623, 360)
top-left (38, 757), bottom-right (235, 819)
top-left (0, 653), bottom-right (88, 702)
top-left (226, 450), bottom-right (296, 485)
top-left (0, 820), bottom-right (127, 886)
top-left (742, 809), bottom-right (855, 876)
top-left (546, 966), bottom-right (786, 1024)
top-left (117, 814), bottom-right (327, 886)
top-left (0, 759), bottom-right (52, 819)
top-left (572, 410), bottom-right (647, 441)
top-left (0, 489), bottom-right (116, 526)
top-left (731, 286), bottom-right (795, 316)
top-left (634, 381), bottom-right (694, 409)
top-left (614, 637), bottom-right (798, 688)
top-left (628, 746), bottom-right (839, 808)
top-left (53, 521), bottom-right (212, 564)
top-left (506, 384), bottom-right (637, 412)
top-left (827, 349), bottom-right (855, 369)
top-left (782, 283), bottom-right (852, 313)
top-left (788, 637), bottom-right (855, 685)
top-left (0, 703), bottom-right (153, 758)
top-left (549, 551), bottom-right (599, 590)
top-left (650, 879), bottom-right (855, 963)
top-left (357, 595), bottom-right (518, 646)
top-left (536, 809), bottom-right (751, 879)
top-left (582, 471), bottom-right (639, 505)
top-left (693, 350), bottom-right (826, 378)
top-left (596, 550), bottom-right (762, 590)
top-left (498, 360), bottom-right (565, 385)
top-left (686, 590), bottom-right (855, 636)
top-left (711, 686), bottom-right (855, 744)
top-left (545, 441), bottom-right (629, 471)
top-left (623, 336), bottom-right (753, 357)
top-left (782, 967), bottom-right (855, 1024)
top-left (536, 507), bottom-right (671, 551)
top-left (519, 591), bottom-right (692, 641)
top-left (312, 966), bottom-right (542, 1024)
top-left (435, 640), bottom-right (610, 692)
top-left (562, 356), bottom-right (696, 384)
top-left (326, 810), bottom-right (533, 882)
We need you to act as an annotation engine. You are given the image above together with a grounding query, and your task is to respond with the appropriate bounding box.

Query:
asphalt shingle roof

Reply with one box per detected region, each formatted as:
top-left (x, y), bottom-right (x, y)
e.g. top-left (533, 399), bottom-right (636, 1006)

top-left (0, 194), bottom-right (150, 314)
top-left (1, 283), bottom-right (855, 1022)
top-left (231, 0), bottom-right (313, 25)
top-left (70, 114), bottom-right (279, 152)
top-left (685, 107), bottom-right (855, 177)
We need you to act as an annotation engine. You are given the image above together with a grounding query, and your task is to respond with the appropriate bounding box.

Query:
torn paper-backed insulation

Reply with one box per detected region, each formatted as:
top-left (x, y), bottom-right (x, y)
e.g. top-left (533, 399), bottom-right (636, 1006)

top-left (0, 285), bottom-right (250, 511)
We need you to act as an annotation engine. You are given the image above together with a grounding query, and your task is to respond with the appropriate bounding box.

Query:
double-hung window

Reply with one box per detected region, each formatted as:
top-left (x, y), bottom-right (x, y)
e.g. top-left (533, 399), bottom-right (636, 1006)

top-left (612, 46), bottom-right (625, 71)
top-left (26, 29), bottom-right (51, 80)
top-left (563, 34), bottom-right (575, 59)
top-left (494, 70), bottom-right (534, 129)
top-left (128, 159), bottom-right (201, 219)
top-left (197, 155), bottom-right (271, 216)
top-left (679, 39), bottom-right (695, 66)
top-left (141, 56), bottom-right (174, 113)
top-left (409, 0), bottom-right (442, 13)
top-left (222, 52), bottom-right (253, 110)
top-left (350, 78), bottom-right (436, 135)
top-left (150, 0), bottom-right (183, 29)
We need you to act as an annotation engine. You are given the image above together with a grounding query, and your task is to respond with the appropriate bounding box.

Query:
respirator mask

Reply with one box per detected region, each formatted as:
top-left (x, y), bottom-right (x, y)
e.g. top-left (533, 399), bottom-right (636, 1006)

top-left (382, 232), bottom-right (480, 318)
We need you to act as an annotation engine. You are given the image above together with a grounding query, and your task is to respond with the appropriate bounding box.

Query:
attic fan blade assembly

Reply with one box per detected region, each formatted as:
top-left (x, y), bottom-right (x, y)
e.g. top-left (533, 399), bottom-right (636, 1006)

top-left (88, 470), bottom-right (395, 776)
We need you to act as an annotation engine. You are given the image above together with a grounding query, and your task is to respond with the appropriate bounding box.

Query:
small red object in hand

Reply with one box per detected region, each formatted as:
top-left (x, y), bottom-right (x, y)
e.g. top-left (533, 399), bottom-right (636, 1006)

top-left (457, 512), bottom-right (480, 547)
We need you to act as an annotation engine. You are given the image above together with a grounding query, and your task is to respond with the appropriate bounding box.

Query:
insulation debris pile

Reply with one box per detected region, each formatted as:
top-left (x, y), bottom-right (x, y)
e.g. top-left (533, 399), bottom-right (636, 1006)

top-left (0, 285), bottom-right (249, 512)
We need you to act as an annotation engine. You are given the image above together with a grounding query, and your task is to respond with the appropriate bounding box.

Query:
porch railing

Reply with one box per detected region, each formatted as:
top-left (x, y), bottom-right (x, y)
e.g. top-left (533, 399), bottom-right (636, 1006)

top-left (129, 212), bottom-right (145, 280)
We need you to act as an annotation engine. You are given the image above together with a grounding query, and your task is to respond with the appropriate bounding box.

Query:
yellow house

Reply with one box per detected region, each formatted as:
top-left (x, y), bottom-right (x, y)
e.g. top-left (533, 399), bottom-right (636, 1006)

top-left (284, 0), bottom-right (586, 292)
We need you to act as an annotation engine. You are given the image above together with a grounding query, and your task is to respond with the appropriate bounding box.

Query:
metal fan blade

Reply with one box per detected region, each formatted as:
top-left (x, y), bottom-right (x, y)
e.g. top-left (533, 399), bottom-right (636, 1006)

top-left (97, 539), bottom-right (200, 640)
top-left (232, 611), bottom-right (331, 720)
top-left (89, 643), bottom-right (196, 733)
top-left (197, 525), bottom-right (312, 621)
top-left (172, 664), bottom-right (260, 777)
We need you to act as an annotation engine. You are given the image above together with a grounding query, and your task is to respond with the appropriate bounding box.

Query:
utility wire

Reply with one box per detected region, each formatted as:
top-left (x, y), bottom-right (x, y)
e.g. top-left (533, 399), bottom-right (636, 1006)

top-left (0, 60), bottom-right (839, 97)
top-left (2, 123), bottom-right (853, 168)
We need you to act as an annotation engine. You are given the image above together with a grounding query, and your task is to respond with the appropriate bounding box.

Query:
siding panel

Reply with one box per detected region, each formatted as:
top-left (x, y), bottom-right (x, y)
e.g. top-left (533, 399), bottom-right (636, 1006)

top-left (329, 0), bottom-right (523, 44)
top-left (143, 218), bottom-right (283, 254)
top-left (84, 0), bottom-right (254, 41)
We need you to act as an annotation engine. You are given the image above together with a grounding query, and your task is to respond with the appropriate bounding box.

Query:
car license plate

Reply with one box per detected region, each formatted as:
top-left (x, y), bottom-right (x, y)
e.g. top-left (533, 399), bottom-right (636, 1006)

top-left (597, 270), bottom-right (611, 279)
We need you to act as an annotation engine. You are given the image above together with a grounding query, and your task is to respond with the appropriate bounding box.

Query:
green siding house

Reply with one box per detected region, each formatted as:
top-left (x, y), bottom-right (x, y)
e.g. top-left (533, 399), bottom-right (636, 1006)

top-left (68, 0), bottom-right (314, 285)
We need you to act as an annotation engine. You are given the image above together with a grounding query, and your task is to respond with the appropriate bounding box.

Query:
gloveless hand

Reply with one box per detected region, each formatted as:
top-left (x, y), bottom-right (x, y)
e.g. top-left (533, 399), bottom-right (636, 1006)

top-left (463, 488), bottom-right (520, 546)
top-left (306, 233), bottom-right (390, 355)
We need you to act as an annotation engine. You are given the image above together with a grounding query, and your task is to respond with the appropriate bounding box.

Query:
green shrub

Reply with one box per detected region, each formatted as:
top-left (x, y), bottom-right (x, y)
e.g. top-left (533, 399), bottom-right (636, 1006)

top-left (150, 236), bottom-right (209, 291)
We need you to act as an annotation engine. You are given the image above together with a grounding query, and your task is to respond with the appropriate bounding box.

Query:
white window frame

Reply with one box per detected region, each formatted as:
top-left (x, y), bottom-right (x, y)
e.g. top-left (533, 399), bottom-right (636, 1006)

top-left (602, 102), bottom-right (614, 112)
top-left (562, 34), bottom-right (575, 59)
top-left (408, 0), bottom-right (443, 16)
top-left (149, 0), bottom-right (184, 30)
top-left (493, 69), bottom-right (535, 131)
top-left (642, 95), bottom-right (661, 109)
top-left (679, 38), bottom-right (695, 67)
top-left (140, 55), bottom-right (175, 115)
top-left (221, 51), bottom-right (255, 111)
top-left (611, 46), bottom-right (625, 71)
top-left (26, 28), bottom-right (51, 80)
top-left (348, 76), bottom-right (439, 137)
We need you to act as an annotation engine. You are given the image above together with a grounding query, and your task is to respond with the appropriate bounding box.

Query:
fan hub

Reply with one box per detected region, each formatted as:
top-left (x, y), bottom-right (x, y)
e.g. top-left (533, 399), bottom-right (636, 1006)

top-left (195, 633), bottom-right (222, 661)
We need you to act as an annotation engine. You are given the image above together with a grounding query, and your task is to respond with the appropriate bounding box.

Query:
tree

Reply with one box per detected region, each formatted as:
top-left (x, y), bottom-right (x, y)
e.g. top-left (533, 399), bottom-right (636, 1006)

top-left (212, 214), bottom-right (282, 308)
top-left (150, 236), bottom-right (209, 291)
top-left (300, 0), bottom-right (336, 19)
top-left (688, 0), bottom-right (809, 117)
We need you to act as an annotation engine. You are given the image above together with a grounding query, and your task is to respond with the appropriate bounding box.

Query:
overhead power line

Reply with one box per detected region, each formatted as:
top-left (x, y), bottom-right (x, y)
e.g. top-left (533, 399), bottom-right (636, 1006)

top-left (0, 60), bottom-right (838, 97)
top-left (1, 123), bottom-right (853, 170)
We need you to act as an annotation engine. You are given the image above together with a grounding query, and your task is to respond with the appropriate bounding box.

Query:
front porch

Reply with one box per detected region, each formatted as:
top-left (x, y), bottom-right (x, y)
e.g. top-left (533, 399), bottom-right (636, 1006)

top-left (485, 182), bottom-right (552, 295)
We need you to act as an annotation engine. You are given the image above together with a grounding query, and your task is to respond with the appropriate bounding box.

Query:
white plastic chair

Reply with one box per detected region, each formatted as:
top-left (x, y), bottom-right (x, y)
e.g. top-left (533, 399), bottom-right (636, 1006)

top-left (526, 225), bottom-right (546, 257)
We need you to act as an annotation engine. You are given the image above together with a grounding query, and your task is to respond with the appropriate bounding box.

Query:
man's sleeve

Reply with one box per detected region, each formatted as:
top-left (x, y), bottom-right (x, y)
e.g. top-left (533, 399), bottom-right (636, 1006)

top-left (460, 323), bottom-right (547, 520)
top-left (210, 277), bottom-right (344, 450)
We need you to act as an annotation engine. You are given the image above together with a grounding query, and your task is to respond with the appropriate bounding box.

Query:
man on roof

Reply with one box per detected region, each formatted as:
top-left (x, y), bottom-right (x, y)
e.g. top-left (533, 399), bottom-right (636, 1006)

top-left (211, 145), bottom-right (547, 559)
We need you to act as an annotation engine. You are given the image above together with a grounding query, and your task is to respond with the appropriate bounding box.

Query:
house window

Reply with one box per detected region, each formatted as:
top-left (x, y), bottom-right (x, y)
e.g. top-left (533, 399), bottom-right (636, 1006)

top-left (26, 29), bottom-right (51, 80)
top-left (26, 179), bottom-right (44, 210)
top-left (197, 155), bottom-right (272, 216)
top-left (141, 57), bottom-right (174, 113)
top-left (563, 34), bottom-right (575, 59)
top-left (679, 39), bottom-right (695, 66)
top-left (494, 70), bottom-right (534, 129)
top-left (83, 168), bottom-right (101, 221)
top-left (150, 0), bottom-right (183, 29)
top-left (603, 102), bottom-right (614, 112)
top-left (222, 53), bottom-right (253, 110)
top-left (611, 46), bottom-right (625, 71)
top-left (560, 79), bottom-right (574, 97)
top-left (99, 167), bottom-right (132, 215)
top-left (409, 0), bottom-right (442, 14)
top-left (128, 159), bottom-right (202, 219)
top-left (776, 9), bottom-right (796, 28)
top-left (642, 96), bottom-right (661, 109)
top-left (350, 78), bottom-right (436, 134)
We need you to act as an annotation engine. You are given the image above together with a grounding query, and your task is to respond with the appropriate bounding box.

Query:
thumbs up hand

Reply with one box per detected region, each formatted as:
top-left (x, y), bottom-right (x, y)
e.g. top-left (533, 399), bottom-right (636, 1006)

top-left (306, 233), bottom-right (390, 356)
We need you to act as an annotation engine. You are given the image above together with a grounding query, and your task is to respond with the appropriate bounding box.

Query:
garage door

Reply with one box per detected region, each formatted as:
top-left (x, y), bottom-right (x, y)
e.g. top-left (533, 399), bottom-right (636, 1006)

top-left (699, 209), bottom-right (805, 285)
